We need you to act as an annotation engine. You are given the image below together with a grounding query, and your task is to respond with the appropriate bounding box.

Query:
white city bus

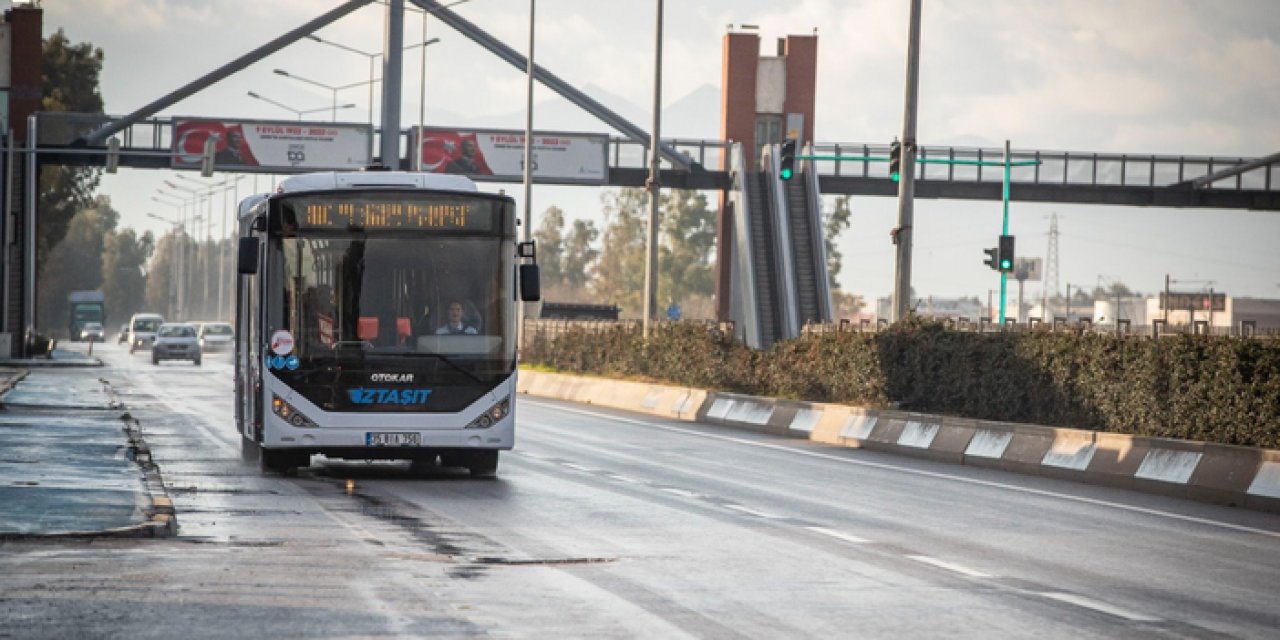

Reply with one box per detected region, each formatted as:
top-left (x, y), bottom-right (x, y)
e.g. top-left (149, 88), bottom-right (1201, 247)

top-left (234, 170), bottom-right (539, 476)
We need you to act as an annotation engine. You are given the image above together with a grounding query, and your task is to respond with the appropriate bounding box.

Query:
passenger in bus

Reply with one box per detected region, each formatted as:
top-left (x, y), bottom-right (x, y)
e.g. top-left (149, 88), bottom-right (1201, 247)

top-left (435, 300), bottom-right (479, 335)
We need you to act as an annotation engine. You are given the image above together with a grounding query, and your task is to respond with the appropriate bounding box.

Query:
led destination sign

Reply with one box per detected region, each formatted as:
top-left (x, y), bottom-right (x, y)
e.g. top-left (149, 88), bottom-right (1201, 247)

top-left (283, 196), bottom-right (499, 232)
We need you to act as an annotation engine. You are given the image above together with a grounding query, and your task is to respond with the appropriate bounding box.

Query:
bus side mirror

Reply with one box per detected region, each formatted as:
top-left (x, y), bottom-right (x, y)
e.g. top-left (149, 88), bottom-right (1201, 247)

top-left (238, 237), bottom-right (260, 275)
top-left (519, 264), bottom-right (540, 302)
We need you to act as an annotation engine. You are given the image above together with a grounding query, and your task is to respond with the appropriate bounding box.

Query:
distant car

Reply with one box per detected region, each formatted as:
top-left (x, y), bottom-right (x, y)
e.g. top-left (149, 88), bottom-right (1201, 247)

top-left (197, 322), bottom-right (234, 351)
top-left (151, 323), bottom-right (202, 365)
top-left (127, 313), bottom-right (165, 353)
top-left (79, 322), bottom-right (105, 342)
top-left (117, 323), bottom-right (129, 344)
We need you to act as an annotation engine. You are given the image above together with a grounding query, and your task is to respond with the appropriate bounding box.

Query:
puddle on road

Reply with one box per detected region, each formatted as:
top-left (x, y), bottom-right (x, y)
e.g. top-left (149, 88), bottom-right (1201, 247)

top-left (322, 481), bottom-right (618, 580)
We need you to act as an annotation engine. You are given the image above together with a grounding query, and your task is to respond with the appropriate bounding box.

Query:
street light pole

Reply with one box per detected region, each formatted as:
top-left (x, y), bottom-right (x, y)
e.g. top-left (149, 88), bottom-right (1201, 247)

top-left (274, 70), bottom-right (373, 122)
top-left (413, 0), bottom-right (470, 167)
top-left (380, 0), bottom-right (405, 167)
top-left (147, 211), bottom-right (182, 319)
top-left (158, 185), bottom-right (196, 319)
top-left (306, 33), bottom-right (447, 146)
top-left (247, 90), bottom-right (355, 120)
top-left (410, 35), bottom-right (442, 170)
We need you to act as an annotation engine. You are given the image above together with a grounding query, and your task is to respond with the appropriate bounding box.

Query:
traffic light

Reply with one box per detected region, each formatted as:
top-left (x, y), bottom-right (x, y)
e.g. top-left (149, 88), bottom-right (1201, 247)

top-left (983, 246), bottom-right (999, 271)
top-left (105, 137), bottom-right (120, 174)
top-left (998, 234), bottom-right (1015, 272)
top-left (889, 139), bottom-right (902, 182)
top-left (779, 139), bottom-right (797, 180)
top-left (200, 135), bottom-right (217, 177)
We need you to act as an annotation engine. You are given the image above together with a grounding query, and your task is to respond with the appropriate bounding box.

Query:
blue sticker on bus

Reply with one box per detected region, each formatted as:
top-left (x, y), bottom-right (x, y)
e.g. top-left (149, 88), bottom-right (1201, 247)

top-left (272, 355), bottom-right (287, 370)
top-left (347, 388), bottom-right (433, 405)
top-left (285, 355), bottom-right (300, 370)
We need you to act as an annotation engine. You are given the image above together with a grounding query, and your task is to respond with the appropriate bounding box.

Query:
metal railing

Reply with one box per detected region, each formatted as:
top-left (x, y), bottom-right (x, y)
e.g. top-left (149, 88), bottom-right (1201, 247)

top-left (608, 137), bottom-right (730, 171)
top-left (801, 318), bottom-right (1279, 339)
top-left (31, 112), bottom-right (1278, 193)
top-left (812, 142), bottom-right (1278, 192)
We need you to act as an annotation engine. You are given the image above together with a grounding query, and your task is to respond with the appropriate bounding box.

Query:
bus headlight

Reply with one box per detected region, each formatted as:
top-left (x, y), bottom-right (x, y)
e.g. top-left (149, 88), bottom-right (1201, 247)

top-left (272, 394), bottom-right (317, 428)
top-left (466, 397), bottom-right (510, 429)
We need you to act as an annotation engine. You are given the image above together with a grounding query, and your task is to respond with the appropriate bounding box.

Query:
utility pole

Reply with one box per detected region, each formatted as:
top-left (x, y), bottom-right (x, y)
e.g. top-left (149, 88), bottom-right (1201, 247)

top-left (1208, 287), bottom-right (1215, 329)
top-left (891, 0), bottom-right (922, 323)
top-left (1164, 273), bottom-right (1170, 325)
top-left (643, 0), bottom-right (664, 337)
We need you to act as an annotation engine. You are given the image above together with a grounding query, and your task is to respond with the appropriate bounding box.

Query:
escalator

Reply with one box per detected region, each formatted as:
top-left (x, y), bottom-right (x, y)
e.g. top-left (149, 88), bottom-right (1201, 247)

top-left (725, 142), bottom-right (831, 349)
top-left (782, 176), bottom-right (825, 327)
top-left (745, 171), bottom-right (782, 348)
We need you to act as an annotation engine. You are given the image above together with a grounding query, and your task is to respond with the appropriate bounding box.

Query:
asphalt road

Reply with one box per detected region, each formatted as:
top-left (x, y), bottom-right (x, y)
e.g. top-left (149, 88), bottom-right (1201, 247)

top-left (2, 341), bottom-right (1278, 638)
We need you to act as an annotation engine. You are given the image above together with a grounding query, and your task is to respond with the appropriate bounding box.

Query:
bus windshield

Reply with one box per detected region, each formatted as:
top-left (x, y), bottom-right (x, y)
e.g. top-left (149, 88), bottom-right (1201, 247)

top-left (265, 231), bottom-right (516, 412)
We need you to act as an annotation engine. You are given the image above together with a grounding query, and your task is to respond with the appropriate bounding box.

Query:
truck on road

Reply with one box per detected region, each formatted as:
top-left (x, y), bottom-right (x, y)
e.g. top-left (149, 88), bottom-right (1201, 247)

top-left (67, 291), bottom-right (105, 341)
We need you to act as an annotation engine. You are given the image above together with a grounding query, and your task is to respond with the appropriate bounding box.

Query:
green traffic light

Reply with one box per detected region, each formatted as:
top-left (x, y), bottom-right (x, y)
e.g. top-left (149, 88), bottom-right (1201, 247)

top-left (1000, 259), bottom-right (1012, 270)
top-left (780, 167), bottom-right (793, 180)
top-left (891, 172), bottom-right (900, 183)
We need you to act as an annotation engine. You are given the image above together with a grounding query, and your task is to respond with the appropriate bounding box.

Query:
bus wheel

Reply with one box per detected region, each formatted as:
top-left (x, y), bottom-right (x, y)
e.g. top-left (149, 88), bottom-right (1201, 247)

top-left (261, 449), bottom-right (308, 475)
top-left (467, 450), bottom-right (499, 478)
top-left (240, 436), bottom-right (260, 464)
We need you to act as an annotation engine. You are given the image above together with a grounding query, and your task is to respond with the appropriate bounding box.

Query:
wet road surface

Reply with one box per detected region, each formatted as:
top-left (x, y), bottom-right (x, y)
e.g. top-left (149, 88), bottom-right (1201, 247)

top-left (2, 341), bottom-right (1279, 638)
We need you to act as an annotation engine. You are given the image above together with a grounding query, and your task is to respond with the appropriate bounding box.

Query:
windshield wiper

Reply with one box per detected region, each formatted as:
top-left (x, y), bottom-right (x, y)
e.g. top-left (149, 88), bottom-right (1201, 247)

top-left (356, 351), bottom-right (484, 386)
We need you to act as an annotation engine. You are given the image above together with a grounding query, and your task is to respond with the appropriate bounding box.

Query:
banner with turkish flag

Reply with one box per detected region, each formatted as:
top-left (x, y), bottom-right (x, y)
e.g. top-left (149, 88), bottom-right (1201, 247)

top-left (415, 126), bottom-right (608, 184)
top-left (172, 118), bottom-right (372, 172)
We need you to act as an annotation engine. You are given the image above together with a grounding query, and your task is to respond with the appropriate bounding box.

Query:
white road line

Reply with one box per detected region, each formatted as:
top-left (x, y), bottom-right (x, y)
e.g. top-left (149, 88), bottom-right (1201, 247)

top-left (661, 487), bottom-right (699, 498)
top-left (604, 474), bottom-right (641, 484)
top-left (723, 504), bottom-right (784, 519)
top-left (523, 401), bottom-right (1280, 540)
top-left (1039, 592), bottom-right (1161, 622)
top-left (805, 526), bottom-right (870, 544)
top-left (906, 554), bottom-right (991, 578)
top-left (560, 462), bottom-right (596, 473)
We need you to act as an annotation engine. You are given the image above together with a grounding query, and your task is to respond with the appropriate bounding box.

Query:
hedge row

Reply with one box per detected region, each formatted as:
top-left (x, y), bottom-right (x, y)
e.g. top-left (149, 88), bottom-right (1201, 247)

top-left (522, 318), bottom-right (1280, 449)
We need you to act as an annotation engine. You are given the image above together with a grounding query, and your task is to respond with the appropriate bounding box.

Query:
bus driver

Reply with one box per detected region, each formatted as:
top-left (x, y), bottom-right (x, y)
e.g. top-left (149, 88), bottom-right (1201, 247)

top-left (435, 300), bottom-right (479, 335)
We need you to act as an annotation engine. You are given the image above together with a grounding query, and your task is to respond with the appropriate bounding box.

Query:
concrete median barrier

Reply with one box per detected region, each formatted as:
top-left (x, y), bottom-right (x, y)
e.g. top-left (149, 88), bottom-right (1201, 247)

top-left (517, 369), bottom-right (1280, 514)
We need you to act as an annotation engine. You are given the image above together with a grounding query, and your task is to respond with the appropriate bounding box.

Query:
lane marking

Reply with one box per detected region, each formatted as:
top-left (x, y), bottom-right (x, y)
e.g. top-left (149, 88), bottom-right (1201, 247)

top-left (661, 487), bottom-right (700, 498)
top-left (1039, 592), bottom-right (1161, 622)
top-left (907, 554), bottom-right (991, 578)
top-left (560, 462), bottom-right (596, 473)
top-left (806, 526), bottom-right (870, 545)
top-left (723, 504), bottom-right (784, 519)
top-left (522, 401), bottom-right (1280, 540)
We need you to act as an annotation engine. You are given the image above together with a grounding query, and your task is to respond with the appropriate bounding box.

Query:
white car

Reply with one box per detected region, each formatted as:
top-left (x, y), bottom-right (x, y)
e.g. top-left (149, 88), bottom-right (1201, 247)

top-left (79, 322), bottom-right (105, 342)
top-left (127, 313), bottom-right (165, 353)
top-left (152, 323), bottom-right (202, 365)
top-left (197, 322), bottom-right (234, 351)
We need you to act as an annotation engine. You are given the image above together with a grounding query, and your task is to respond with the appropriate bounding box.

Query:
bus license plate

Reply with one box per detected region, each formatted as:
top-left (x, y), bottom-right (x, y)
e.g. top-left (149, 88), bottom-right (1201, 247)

top-left (366, 432), bottom-right (420, 447)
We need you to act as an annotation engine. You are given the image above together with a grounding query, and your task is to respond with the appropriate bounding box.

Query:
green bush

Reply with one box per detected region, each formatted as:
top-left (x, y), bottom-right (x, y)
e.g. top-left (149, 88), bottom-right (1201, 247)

top-left (522, 319), bottom-right (1280, 449)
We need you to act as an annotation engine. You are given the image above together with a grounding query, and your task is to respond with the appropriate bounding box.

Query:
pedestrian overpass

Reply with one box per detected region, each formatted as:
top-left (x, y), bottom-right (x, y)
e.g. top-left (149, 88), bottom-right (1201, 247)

top-left (4, 0), bottom-right (1278, 353)
top-left (11, 112), bottom-right (1277, 351)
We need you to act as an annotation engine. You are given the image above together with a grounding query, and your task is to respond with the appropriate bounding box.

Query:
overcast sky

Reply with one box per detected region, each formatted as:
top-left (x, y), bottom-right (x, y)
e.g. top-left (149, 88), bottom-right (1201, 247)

top-left (39, 0), bottom-right (1280, 308)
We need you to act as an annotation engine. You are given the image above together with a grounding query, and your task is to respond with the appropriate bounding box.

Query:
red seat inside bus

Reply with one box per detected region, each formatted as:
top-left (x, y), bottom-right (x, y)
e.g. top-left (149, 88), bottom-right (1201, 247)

top-left (357, 317), bottom-right (378, 341)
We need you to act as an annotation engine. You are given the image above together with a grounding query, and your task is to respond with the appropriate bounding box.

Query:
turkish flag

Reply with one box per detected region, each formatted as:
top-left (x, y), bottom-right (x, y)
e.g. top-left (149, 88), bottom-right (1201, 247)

top-left (173, 121), bottom-right (259, 167)
top-left (419, 130), bottom-right (492, 175)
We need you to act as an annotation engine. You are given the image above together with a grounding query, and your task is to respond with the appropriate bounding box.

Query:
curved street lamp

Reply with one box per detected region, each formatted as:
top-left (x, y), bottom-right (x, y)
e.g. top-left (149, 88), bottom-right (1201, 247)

top-left (272, 69), bottom-right (379, 122)
top-left (247, 91), bottom-right (354, 121)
